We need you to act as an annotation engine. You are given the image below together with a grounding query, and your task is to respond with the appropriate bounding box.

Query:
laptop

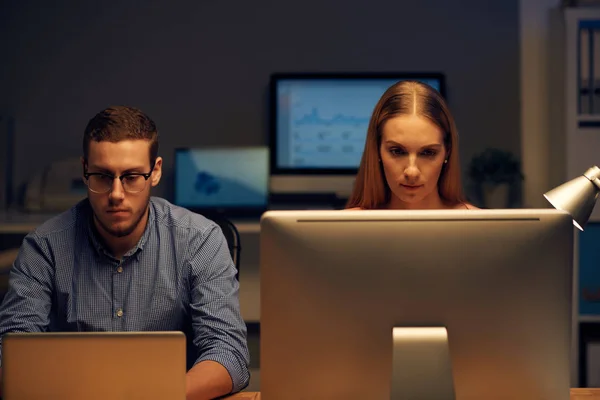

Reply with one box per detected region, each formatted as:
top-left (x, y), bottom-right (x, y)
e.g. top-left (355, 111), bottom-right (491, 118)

top-left (174, 147), bottom-right (269, 219)
top-left (2, 331), bottom-right (186, 400)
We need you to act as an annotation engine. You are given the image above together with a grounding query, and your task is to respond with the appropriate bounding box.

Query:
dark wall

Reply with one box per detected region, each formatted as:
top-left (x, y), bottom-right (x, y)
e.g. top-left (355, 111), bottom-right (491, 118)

top-left (0, 0), bottom-right (519, 201)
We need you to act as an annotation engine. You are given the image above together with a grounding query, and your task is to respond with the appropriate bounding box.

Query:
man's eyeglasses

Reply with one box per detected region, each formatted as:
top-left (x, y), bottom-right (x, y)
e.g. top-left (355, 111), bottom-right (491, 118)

top-left (83, 163), bottom-right (155, 194)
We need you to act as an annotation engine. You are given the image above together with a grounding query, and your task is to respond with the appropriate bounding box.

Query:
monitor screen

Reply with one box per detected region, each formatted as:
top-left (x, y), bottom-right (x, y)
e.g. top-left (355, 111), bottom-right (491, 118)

top-left (260, 209), bottom-right (573, 399)
top-left (173, 147), bottom-right (269, 216)
top-left (269, 73), bottom-right (445, 198)
top-left (271, 73), bottom-right (444, 172)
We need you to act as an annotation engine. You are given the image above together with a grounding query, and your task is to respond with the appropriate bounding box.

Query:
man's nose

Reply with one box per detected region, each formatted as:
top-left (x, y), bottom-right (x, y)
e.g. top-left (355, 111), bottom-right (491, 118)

top-left (108, 178), bottom-right (125, 201)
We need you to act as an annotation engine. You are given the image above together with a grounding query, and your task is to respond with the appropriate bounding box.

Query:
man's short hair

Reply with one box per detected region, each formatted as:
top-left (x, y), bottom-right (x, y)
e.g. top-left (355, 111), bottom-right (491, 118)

top-left (82, 105), bottom-right (159, 164)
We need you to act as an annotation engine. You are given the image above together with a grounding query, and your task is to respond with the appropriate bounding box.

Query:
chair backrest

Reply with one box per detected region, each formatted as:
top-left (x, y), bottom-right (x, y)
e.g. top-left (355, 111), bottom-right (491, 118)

top-left (211, 217), bottom-right (241, 281)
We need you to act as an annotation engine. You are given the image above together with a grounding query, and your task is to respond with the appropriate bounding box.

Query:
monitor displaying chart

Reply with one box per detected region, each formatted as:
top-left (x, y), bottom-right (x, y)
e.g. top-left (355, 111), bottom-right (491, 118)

top-left (271, 74), bottom-right (445, 171)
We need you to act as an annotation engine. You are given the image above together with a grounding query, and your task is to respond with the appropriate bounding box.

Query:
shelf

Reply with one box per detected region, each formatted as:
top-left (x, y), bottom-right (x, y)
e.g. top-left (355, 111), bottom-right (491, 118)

top-left (577, 114), bottom-right (600, 121)
top-left (579, 315), bottom-right (600, 323)
top-left (577, 115), bottom-right (600, 128)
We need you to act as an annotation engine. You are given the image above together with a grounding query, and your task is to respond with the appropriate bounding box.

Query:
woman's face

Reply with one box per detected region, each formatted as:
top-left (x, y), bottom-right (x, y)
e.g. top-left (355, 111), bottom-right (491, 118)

top-left (379, 114), bottom-right (447, 209)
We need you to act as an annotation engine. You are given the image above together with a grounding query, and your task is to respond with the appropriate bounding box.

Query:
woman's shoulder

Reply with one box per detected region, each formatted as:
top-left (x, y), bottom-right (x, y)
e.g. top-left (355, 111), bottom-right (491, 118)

top-left (345, 206), bottom-right (481, 210)
top-left (449, 202), bottom-right (479, 210)
top-left (344, 204), bottom-right (480, 210)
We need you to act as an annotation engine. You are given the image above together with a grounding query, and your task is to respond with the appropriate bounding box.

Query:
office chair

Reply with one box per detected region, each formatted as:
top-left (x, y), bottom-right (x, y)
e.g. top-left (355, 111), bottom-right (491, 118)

top-left (211, 217), bottom-right (241, 281)
top-left (0, 248), bottom-right (18, 301)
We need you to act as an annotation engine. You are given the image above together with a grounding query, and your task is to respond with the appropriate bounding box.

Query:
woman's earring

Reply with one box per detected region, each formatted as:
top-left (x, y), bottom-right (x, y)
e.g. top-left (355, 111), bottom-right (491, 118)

top-left (444, 159), bottom-right (448, 164)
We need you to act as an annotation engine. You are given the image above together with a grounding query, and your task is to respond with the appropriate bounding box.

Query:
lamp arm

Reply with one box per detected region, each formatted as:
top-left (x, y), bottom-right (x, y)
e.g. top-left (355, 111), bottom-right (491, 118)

top-left (583, 166), bottom-right (600, 190)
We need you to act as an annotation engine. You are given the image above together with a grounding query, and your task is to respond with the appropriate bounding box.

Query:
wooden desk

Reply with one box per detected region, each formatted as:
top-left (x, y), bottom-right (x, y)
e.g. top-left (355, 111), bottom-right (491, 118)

top-left (572, 389), bottom-right (600, 399)
top-left (225, 393), bottom-right (260, 399)
top-left (226, 389), bottom-right (600, 399)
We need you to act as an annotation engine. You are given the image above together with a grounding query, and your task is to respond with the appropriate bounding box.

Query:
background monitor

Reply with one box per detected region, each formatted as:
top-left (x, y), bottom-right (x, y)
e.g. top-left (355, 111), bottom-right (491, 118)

top-left (174, 146), bottom-right (269, 218)
top-left (260, 209), bottom-right (573, 399)
top-left (269, 72), bottom-right (445, 202)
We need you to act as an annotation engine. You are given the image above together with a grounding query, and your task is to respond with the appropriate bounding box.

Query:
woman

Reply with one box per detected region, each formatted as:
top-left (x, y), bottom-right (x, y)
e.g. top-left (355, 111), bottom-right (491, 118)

top-left (346, 80), bottom-right (477, 210)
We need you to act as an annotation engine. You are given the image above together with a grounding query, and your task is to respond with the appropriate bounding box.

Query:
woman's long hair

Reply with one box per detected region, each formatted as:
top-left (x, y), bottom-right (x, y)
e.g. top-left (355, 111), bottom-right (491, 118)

top-left (346, 80), bottom-right (465, 209)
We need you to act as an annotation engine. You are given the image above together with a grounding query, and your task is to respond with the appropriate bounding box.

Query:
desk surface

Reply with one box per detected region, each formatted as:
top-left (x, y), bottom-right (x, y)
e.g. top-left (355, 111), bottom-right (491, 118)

top-left (226, 389), bottom-right (600, 399)
top-left (571, 389), bottom-right (600, 399)
top-left (0, 211), bottom-right (261, 234)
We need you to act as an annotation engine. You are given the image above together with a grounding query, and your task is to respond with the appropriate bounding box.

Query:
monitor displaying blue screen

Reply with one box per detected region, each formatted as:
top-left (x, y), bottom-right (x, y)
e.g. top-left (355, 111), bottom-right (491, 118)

top-left (174, 147), bottom-right (269, 211)
top-left (271, 73), bottom-right (444, 172)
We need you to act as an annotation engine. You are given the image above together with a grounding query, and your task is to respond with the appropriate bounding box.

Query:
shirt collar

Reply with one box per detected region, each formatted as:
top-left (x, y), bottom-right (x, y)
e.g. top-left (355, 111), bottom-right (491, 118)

top-left (84, 199), bottom-right (155, 260)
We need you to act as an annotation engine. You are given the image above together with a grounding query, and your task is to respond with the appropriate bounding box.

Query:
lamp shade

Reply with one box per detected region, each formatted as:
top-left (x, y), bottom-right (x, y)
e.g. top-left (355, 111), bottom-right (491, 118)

top-left (543, 167), bottom-right (600, 231)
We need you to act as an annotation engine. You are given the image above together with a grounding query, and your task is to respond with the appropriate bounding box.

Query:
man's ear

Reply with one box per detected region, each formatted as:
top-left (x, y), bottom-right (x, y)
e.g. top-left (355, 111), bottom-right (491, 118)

top-left (80, 157), bottom-right (86, 177)
top-left (151, 157), bottom-right (163, 187)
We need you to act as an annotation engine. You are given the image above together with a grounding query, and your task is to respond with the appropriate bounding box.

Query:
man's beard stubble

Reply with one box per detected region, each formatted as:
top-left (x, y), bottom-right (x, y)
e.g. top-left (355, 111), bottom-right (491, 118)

top-left (93, 202), bottom-right (150, 238)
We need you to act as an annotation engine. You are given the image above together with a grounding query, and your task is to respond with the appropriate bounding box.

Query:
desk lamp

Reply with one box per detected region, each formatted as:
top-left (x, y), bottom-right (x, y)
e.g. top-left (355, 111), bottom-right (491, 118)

top-left (544, 166), bottom-right (600, 231)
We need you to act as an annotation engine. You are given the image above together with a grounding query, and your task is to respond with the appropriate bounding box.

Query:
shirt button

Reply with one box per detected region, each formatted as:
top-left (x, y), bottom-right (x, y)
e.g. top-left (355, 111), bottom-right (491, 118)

top-left (116, 309), bottom-right (124, 317)
top-left (117, 266), bottom-right (123, 273)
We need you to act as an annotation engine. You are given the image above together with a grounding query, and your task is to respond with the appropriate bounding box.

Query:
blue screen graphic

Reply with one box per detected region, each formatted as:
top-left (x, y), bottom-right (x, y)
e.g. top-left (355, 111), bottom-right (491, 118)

top-left (174, 147), bottom-right (269, 209)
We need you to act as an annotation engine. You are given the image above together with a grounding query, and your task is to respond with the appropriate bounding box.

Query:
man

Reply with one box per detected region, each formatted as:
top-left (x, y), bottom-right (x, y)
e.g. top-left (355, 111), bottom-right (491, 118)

top-left (0, 106), bottom-right (250, 399)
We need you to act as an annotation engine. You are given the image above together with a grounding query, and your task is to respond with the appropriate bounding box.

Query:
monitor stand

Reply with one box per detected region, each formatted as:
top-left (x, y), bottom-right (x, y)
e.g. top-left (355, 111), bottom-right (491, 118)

top-left (391, 327), bottom-right (455, 400)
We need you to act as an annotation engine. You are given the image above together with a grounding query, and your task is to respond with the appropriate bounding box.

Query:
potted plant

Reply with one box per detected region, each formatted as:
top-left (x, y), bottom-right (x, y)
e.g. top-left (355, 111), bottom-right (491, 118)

top-left (467, 148), bottom-right (524, 208)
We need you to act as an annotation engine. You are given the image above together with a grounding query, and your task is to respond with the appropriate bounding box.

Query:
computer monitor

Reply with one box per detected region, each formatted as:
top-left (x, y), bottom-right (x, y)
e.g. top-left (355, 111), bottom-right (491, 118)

top-left (260, 209), bottom-right (574, 400)
top-left (269, 72), bottom-right (445, 201)
top-left (173, 146), bottom-right (269, 218)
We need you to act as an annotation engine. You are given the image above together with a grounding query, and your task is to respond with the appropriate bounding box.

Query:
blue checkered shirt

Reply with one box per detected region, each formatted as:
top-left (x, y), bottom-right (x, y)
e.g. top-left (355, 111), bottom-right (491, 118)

top-left (0, 197), bottom-right (250, 392)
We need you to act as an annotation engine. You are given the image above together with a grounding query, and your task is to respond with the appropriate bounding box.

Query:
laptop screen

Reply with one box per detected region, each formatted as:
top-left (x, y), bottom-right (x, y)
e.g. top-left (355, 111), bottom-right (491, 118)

top-left (174, 147), bottom-right (269, 216)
